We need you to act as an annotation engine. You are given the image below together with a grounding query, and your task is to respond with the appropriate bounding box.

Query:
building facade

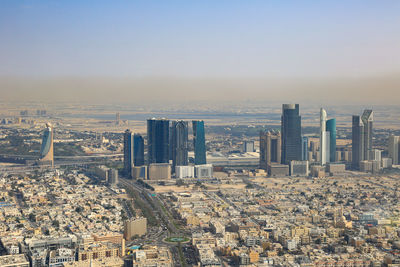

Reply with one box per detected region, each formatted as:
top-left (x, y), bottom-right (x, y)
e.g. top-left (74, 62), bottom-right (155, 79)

top-left (290, 161), bottom-right (309, 176)
top-left (352, 110), bottom-right (373, 169)
top-left (259, 131), bottom-right (281, 171)
top-left (123, 129), bottom-right (134, 177)
top-left (301, 136), bottom-right (308, 161)
top-left (175, 165), bottom-right (195, 178)
top-left (39, 123), bottom-right (54, 166)
top-left (326, 118), bottom-right (336, 162)
top-left (193, 120), bottom-right (207, 165)
top-left (320, 108), bottom-right (330, 165)
top-left (361, 110), bottom-right (373, 160)
top-left (133, 134), bottom-right (145, 166)
top-left (195, 164), bottom-right (213, 178)
top-left (242, 141), bottom-right (255, 153)
top-left (352, 115), bottom-right (364, 169)
top-left (124, 217), bottom-right (147, 240)
top-left (170, 120), bottom-right (189, 169)
top-left (147, 119), bottom-right (170, 164)
top-left (281, 104), bottom-right (302, 164)
top-left (148, 163), bottom-right (171, 180)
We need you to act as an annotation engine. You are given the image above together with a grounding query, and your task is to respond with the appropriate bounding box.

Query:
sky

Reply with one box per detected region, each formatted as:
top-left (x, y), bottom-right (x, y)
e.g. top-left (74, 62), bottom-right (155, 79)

top-left (0, 0), bottom-right (400, 104)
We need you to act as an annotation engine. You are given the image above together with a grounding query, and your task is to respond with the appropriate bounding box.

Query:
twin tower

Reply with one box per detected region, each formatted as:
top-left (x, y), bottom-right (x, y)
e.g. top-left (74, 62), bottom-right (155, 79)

top-left (260, 105), bottom-right (337, 173)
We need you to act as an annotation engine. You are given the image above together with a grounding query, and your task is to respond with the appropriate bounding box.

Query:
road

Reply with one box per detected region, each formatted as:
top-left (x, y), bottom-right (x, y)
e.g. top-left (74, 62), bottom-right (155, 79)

top-left (119, 178), bottom-right (183, 235)
top-left (119, 178), bottom-right (188, 266)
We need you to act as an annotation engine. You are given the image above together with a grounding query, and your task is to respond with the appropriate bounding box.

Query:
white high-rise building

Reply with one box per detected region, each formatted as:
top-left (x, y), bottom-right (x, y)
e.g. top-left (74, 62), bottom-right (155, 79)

top-left (175, 166), bottom-right (195, 178)
top-left (388, 135), bottom-right (399, 165)
top-left (320, 108), bottom-right (330, 165)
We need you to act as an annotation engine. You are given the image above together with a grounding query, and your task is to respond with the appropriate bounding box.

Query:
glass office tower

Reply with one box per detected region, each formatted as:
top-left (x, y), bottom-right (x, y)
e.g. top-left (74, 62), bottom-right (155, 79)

top-left (281, 104), bottom-right (302, 165)
top-left (326, 118), bottom-right (336, 162)
top-left (123, 129), bottom-right (134, 176)
top-left (133, 134), bottom-right (145, 166)
top-left (193, 120), bottom-right (206, 165)
top-left (147, 118), bottom-right (170, 164)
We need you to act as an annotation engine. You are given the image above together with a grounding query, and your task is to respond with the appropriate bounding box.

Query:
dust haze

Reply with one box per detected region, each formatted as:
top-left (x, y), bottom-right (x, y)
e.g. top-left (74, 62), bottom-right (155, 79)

top-left (0, 74), bottom-right (399, 106)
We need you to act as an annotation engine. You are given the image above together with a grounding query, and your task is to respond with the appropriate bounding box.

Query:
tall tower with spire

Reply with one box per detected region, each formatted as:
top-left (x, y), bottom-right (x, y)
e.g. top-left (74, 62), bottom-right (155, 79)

top-left (320, 108), bottom-right (330, 165)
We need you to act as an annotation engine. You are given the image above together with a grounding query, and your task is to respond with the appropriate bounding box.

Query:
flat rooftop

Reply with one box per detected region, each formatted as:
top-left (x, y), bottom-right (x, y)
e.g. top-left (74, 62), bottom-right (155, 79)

top-left (0, 254), bottom-right (29, 266)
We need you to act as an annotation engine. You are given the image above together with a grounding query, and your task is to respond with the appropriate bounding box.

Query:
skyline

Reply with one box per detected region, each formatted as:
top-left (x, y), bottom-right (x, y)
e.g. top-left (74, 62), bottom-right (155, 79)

top-left (1, 1), bottom-right (400, 104)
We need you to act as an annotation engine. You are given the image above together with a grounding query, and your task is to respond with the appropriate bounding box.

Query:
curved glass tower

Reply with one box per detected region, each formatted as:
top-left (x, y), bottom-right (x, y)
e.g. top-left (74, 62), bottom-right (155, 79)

top-left (39, 123), bottom-right (54, 166)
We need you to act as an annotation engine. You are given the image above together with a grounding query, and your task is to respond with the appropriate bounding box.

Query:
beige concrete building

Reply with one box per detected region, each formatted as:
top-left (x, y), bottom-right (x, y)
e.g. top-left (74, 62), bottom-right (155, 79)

top-left (269, 163), bottom-right (289, 176)
top-left (0, 254), bottom-right (29, 267)
top-left (77, 242), bottom-right (121, 261)
top-left (148, 163), bottom-right (171, 180)
top-left (310, 165), bottom-right (325, 178)
top-left (129, 246), bottom-right (173, 267)
top-left (132, 166), bottom-right (147, 179)
top-left (64, 257), bottom-right (124, 267)
top-left (327, 163), bottom-right (346, 175)
top-left (259, 131), bottom-right (281, 171)
top-left (124, 217), bottom-right (147, 240)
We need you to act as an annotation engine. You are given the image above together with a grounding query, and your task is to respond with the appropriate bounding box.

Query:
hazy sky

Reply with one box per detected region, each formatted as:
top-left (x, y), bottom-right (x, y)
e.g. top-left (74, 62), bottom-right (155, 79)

top-left (1, 0), bottom-right (400, 104)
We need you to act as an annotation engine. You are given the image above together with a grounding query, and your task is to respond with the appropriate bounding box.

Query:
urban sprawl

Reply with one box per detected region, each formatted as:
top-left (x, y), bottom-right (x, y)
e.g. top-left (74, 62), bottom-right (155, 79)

top-left (1, 104), bottom-right (400, 267)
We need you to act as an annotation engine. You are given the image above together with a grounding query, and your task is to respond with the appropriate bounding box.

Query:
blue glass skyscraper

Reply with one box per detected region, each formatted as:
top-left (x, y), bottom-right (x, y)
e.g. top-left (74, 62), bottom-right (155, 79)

top-left (123, 129), bottom-right (133, 176)
top-left (193, 120), bottom-right (206, 165)
top-left (326, 119), bottom-right (336, 162)
top-left (281, 104), bottom-right (302, 164)
top-left (147, 118), bottom-right (170, 164)
top-left (133, 134), bottom-right (145, 166)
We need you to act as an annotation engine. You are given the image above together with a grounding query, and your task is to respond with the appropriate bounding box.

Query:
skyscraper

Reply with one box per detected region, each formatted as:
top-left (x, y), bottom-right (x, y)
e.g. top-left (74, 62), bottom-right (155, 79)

top-left (147, 118), bottom-right (170, 164)
top-left (134, 134), bottom-right (145, 166)
top-left (39, 123), bottom-right (54, 166)
top-left (352, 110), bottom-right (373, 169)
top-left (388, 135), bottom-right (399, 165)
top-left (281, 104), bottom-right (302, 165)
top-left (301, 136), bottom-right (308, 161)
top-left (193, 120), bottom-right (206, 165)
top-left (352, 115), bottom-right (364, 169)
top-left (320, 108), bottom-right (330, 165)
top-left (319, 108), bottom-right (330, 165)
top-left (260, 131), bottom-right (281, 171)
top-left (326, 118), bottom-right (336, 162)
top-left (123, 129), bottom-right (134, 176)
top-left (361, 110), bottom-right (373, 160)
top-left (170, 120), bottom-right (189, 168)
